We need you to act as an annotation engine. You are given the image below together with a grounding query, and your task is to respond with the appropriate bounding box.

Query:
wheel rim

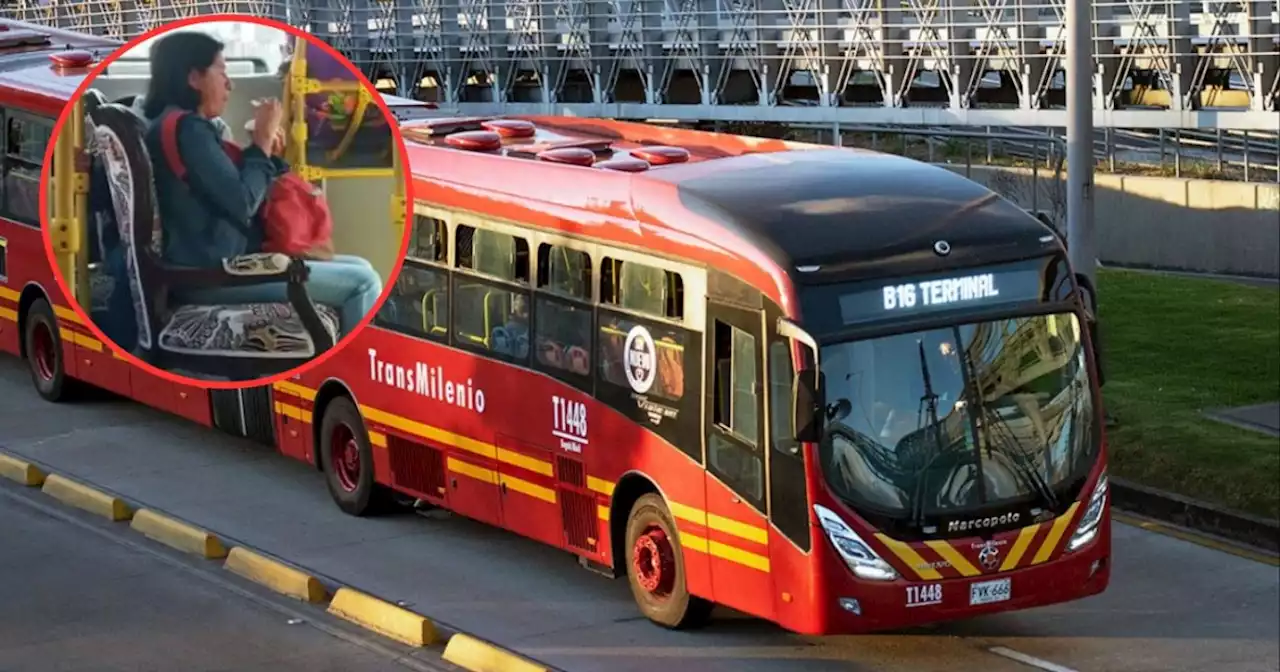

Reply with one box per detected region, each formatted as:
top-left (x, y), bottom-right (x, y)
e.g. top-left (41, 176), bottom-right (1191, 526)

top-left (330, 423), bottom-right (361, 492)
top-left (632, 525), bottom-right (676, 599)
top-left (31, 322), bottom-right (56, 382)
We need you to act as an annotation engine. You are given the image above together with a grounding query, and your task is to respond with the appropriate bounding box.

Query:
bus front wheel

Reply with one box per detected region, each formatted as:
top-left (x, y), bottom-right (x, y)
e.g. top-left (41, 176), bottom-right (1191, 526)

top-left (623, 493), bottom-right (713, 629)
top-left (318, 396), bottom-right (392, 516)
top-left (23, 298), bottom-right (71, 403)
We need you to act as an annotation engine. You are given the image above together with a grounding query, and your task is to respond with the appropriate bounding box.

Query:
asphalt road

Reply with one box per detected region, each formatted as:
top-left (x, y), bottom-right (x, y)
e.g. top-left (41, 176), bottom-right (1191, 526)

top-left (0, 468), bottom-right (450, 672)
top-left (0, 356), bottom-right (1276, 672)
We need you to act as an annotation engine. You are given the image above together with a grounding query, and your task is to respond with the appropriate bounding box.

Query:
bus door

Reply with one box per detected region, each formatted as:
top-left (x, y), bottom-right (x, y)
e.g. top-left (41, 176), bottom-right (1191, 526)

top-left (704, 300), bottom-right (775, 620)
top-left (765, 310), bottom-right (818, 630)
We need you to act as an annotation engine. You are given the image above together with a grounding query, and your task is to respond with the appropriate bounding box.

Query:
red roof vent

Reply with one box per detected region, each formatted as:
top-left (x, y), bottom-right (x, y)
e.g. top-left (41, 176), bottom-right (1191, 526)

top-left (596, 157), bottom-right (651, 173)
top-left (444, 130), bottom-right (503, 152)
top-left (49, 50), bottom-right (95, 70)
top-left (536, 147), bottom-right (596, 167)
top-left (631, 146), bottom-right (690, 165)
top-left (482, 119), bottom-right (536, 138)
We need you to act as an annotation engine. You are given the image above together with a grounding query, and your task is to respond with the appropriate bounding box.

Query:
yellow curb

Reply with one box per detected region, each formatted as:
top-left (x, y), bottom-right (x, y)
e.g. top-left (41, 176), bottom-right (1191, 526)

top-left (327, 587), bottom-right (438, 647)
top-left (443, 633), bottom-right (549, 672)
top-left (0, 453), bottom-right (46, 486)
top-left (1114, 512), bottom-right (1280, 567)
top-left (130, 509), bottom-right (228, 559)
top-left (41, 474), bottom-right (132, 521)
top-left (223, 547), bottom-right (328, 603)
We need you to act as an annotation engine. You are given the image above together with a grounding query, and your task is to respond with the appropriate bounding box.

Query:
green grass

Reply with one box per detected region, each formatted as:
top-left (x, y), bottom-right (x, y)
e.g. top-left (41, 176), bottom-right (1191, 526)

top-left (1097, 268), bottom-right (1280, 520)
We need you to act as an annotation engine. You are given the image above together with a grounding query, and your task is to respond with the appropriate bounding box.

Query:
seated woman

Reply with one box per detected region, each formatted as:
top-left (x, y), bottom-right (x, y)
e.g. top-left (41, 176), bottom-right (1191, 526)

top-left (141, 30), bottom-right (382, 337)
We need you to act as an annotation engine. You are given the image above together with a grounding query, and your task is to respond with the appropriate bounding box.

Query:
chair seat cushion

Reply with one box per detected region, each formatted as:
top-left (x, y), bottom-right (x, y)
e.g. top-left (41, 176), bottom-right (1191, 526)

top-left (157, 302), bottom-right (340, 358)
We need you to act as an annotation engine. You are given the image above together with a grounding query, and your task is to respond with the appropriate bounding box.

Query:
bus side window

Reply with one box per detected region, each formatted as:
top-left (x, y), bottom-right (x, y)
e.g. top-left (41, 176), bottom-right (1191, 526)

top-left (601, 257), bottom-right (684, 321)
top-left (409, 214), bottom-right (448, 264)
top-left (533, 243), bottom-right (593, 388)
top-left (453, 224), bottom-right (531, 362)
top-left (709, 319), bottom-right (764, 506)
top-left (2, 113), bottom-right (51, 227)
top-left (377, 216), bottom-right (449, 340)
top-left (768, 337), bottom-right (811, 551)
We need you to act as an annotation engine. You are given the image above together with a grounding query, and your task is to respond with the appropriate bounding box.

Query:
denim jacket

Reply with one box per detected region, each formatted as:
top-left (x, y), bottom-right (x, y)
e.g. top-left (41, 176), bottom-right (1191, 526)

top-left (144, 105), bottom-right (289, 268)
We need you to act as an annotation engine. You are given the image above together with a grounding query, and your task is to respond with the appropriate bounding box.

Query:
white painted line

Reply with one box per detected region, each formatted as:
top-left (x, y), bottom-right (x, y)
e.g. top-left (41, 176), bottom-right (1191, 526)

top-left (988, 646), bottom-right (1080, 672)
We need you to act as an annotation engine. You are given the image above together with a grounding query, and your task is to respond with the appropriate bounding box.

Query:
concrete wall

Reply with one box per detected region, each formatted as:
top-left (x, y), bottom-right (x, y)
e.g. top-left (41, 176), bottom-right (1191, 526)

top-left (937, 164), bottom-right (1280, 278)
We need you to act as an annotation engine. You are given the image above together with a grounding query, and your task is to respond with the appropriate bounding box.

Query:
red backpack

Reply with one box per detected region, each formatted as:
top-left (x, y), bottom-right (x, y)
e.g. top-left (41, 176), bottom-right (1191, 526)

top-left (159, 110), bottom-right (334, 259)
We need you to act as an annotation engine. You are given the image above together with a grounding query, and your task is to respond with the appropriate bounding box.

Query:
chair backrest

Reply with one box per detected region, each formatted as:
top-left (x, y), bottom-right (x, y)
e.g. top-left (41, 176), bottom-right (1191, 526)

top-left (88, 102), bottom-right (160, 352)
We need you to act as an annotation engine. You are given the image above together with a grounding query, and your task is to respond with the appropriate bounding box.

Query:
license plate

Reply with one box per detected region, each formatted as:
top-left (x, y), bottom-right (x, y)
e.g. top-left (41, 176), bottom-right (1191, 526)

top-left (969, 578), bottom-right (1012, 606)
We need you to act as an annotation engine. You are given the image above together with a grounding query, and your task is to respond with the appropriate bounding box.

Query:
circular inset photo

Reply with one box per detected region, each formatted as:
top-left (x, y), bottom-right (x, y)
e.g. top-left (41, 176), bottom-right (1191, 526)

top-left (39, 15), bottom-right (411, 387)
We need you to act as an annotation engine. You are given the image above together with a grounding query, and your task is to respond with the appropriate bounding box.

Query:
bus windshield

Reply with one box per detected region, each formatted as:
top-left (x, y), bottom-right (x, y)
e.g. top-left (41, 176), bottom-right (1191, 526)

top-left (817, 313), bottom-right (1097, 525)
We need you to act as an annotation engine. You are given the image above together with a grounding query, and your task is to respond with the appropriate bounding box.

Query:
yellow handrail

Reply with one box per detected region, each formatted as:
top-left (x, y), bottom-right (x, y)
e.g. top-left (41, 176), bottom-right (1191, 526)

top-left (50, 98), bottom-right (88, 305)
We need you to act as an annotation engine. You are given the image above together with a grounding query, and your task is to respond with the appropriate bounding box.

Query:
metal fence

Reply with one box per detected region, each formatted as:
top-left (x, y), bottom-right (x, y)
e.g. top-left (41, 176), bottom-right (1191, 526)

top-left (4, 0), bottom-right (1278, 129)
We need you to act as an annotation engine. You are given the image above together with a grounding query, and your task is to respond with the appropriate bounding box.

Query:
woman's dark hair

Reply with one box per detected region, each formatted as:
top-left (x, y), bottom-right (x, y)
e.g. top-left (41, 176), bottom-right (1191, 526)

top-left (142, 31), bottom-right (225, 119)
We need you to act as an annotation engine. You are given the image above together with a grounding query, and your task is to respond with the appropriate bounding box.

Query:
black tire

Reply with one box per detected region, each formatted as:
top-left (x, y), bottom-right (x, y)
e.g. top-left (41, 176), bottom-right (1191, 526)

top-left (318, 396), bottom-right (392, 516)
top-left (623, 493), bottom-right (713, 629)
top-left (23, 298), bottom-right (74, 403)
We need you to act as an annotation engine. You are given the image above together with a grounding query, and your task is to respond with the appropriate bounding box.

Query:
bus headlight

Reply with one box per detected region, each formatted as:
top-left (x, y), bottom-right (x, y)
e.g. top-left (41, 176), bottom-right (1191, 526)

top-left (814, 504), bottom-right (899, 581)
top-left (1066, 471), bottom-right (1109, 552)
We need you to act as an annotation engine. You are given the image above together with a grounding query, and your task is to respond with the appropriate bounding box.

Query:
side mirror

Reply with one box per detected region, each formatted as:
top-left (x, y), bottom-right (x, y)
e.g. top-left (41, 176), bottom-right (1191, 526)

top-left (794, 368), bottom-right (826, 443)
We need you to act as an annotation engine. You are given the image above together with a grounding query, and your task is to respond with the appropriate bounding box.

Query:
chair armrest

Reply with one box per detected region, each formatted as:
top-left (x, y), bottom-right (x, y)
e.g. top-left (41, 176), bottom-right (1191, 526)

top-left (152, 253), bottom-right (305, 288)
top-left (154, 253), bottom-right (336, 355)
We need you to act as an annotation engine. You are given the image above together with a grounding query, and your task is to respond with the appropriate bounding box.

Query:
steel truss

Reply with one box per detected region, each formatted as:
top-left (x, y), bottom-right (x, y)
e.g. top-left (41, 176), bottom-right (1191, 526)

top-left (5, 0), bottom-right (1278, 129)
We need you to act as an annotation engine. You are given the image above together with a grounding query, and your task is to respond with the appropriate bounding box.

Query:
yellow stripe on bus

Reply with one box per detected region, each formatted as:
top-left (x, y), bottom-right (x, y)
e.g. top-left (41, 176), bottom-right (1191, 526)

top-left (680, 532), bottom-right (771, 573)
top-left (501, 473), bottom-right (556, 504)
top-left (447, 456), bottom-right (497, 485)
top-left (876, 534), bottom-right (944, 581)
top-left (1001, 523), bottom-right (1042, 571)
top-left (587, 476), bottom-right (614, 496)
top-left (1031, 502), bottom-right (1080, 565)
top-left (924, 540), bottom-right (981, 577)
top-left (274, 401), bottom-right (313, 424)
top-left (277, 381), bottom-right (773, 568)
top-left (0, 306), bottom-right (16, 322)
top-left (54, 306), bottom-right (82, 324)
top-left (0, 286), bottom-right (18, 301)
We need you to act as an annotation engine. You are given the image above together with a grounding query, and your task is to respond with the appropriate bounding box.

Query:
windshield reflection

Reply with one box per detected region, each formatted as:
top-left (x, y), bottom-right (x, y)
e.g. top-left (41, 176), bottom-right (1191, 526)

top-left (818, 313), bottom-right (1095, 518)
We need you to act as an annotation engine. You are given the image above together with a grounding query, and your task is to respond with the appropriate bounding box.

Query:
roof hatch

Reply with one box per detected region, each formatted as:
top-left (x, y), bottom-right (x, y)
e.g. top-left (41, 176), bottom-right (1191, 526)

top-left (49, 50), bottom-right (95, 70)
top-left (536, 147), bottom-right (596, 166)
top-left (631, 146), bottom-right (690, 165)
top-left (444, 130), bottom-right (503, 152)
top-left (482, 119), bottom-right (536, 138)
top-left (596, 157), bottom-right (650, 172)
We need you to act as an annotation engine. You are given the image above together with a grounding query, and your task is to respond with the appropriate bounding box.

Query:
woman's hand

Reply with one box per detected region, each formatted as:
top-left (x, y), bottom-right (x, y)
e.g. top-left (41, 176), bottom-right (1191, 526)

top-left (270, 127), bottom-right (286, 156)
top-left (251, 98), bottom-right (284, 153)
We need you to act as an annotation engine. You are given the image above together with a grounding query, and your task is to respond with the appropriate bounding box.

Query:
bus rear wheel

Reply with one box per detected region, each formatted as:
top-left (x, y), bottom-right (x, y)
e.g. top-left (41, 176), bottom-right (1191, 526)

top-left (23, 298), bottom-right (72, 403)
top-left (623, 493), bottom-right (712, 629)
top-left (318, 396), bottom-right (392, 517)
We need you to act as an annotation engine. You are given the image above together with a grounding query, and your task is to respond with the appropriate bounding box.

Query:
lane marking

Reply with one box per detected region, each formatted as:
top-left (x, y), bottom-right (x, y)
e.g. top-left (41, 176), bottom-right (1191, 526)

top-left (988, 647), bottom-right (1079, 672)
top-left (1114, 512), bottom-right (1280, 567)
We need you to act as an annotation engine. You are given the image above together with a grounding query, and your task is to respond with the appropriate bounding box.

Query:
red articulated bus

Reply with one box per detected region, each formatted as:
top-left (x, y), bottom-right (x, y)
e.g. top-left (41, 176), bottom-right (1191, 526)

top-left (2, 18), bottom-right (1111, 635)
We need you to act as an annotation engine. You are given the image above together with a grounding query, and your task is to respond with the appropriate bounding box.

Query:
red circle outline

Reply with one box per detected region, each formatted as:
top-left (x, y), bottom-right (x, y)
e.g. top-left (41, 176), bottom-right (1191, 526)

top-left (37, 14), bottom-right (414, 391)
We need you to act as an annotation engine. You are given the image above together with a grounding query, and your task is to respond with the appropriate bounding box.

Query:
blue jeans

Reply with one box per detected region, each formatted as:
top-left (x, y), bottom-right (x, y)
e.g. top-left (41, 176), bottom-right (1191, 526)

top-left (176, 254), bottom-right (383, 337)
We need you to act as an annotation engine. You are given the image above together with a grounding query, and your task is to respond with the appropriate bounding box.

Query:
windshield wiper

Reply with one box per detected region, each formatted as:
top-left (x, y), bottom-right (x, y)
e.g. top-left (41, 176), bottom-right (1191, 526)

top-left (908, 341), bottom-right (950, 529)
top-left (983, 411), bottom-right (1060, 511)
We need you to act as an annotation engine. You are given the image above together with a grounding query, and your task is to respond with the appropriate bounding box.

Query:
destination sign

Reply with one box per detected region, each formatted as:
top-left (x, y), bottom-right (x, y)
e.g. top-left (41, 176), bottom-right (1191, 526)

top-left (799, 258), bottom-right (1053, 333)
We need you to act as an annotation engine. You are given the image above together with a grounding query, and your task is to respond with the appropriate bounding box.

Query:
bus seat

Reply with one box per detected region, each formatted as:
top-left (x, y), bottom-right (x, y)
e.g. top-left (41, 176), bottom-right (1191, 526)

top-left (620, 262), bottom-right (666, 317)
top-left (85, 102), bottom-right (339, 381)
